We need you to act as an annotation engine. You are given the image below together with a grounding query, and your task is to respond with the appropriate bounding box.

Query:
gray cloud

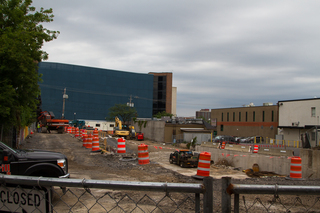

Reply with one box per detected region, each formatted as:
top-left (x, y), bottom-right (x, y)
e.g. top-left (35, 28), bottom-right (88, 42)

top-left (32, 0), bottom-right (320, 116)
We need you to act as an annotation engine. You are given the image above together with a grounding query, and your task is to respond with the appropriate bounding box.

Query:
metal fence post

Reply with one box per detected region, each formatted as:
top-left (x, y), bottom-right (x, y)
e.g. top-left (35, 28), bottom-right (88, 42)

top-left (221, 177), bottom-right (231, 213)
top-left (203, 176), bottom-right (213, 213)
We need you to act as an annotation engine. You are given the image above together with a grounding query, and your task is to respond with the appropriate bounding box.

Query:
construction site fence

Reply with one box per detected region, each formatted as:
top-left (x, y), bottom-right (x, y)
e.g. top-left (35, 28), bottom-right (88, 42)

top-left (0, 123), bottom-right (36, 149)
top-left (222, 177), bottom-right (320, 213)
top-left (0, 175), bottom-right (213, 213)
top-left (255, 137), bottom-right (301, 148)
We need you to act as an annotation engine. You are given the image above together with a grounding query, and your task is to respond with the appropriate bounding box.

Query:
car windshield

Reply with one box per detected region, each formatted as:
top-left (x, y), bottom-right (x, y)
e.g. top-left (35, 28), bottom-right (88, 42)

top-left (0, 141), bottom-right (17, 154)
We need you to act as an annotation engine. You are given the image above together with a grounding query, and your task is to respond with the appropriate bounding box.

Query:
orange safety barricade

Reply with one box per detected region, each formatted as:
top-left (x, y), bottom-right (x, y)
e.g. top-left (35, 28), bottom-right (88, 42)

top-left (82, 134), bottom-right (88, 147)
top-left (92, 137), bottom-right (100, 152)
top-left (87, 134), bottom-right (92, 149)
top-left (67, 127), bottom-right (71, 134)
top-left (138, 144), bottom-right (149, 165)
top-left (117, 138), bottom-right (126, 153)
top-left (93, 128), bottom-right (99, 138)
top-left (253, 145), bottom-right (259, 153)
top-left (75, 127), bottom-right (79, 138)
top-left (71, 127), bottom-right (75, 135)
top-left (196, 152), bottom-right (211, 177)
top-left (221, 142), bottom-right (226, 149)
top-left (80, 129), bottom-right (84, 139)
top-left (289, 157), bottom-right (302, 179)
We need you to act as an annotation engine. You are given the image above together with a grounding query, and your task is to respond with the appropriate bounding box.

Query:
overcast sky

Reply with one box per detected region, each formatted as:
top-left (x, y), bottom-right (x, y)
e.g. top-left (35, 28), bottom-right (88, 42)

top-left (32, 1), bottom-right (320, 117)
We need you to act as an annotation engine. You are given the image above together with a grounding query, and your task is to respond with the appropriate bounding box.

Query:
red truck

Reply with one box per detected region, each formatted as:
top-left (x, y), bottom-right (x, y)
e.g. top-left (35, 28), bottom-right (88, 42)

top-left (37, 111), bottom-right (69, 133)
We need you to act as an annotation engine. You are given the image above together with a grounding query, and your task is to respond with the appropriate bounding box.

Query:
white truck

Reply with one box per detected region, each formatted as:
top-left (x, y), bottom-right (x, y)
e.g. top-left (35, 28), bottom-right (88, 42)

top-left (84, 120), bottom-right (115, 133)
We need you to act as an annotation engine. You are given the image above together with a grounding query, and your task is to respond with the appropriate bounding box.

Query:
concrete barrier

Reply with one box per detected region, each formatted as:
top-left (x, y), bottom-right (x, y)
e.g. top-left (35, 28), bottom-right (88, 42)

top-left (201, 142), bottom-right (219, 148)
top-left (258, 148), bottom-right (293, 156)
top-left (196, 145), bottom-right (292, 178)
top-left (225, 144), bottom-right (251, 153)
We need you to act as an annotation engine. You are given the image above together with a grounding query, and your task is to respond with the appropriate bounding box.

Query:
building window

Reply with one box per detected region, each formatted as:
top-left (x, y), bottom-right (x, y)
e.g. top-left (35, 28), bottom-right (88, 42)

top-left (271, 111), bottom-right (274, 122)
top-left (253, 111), bottom-right (255, 122)
top-left (262, 111), bottom-right (265, 122)
top-left (246, 112), bottom-right (248, 122)
top-left (233, 112), bottom-right (235, 121)
top-left (227, 113), bottom-right (229, 121)
top-left (311, 107), bottom-right (316, 117)
top-left (239, 112), bottom-right (241, 122)
top-left (220, 125), bottom-right (224, 131)
top-left (221, 113), bottom-right (223, 121)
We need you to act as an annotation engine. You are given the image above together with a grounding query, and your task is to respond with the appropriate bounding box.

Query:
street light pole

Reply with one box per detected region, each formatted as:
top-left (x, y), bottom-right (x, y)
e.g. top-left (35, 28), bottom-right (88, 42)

top-left (62, 88), bottom-right (68, 118)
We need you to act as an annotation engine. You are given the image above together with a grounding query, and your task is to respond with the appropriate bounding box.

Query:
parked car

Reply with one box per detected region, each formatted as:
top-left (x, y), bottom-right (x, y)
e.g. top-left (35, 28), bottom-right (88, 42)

top-left (241, 136), bottom-right (264, 143)
top-left (234, 137), bottom-right (244, 144)
top-left (213, 135), bottom-right (235, 144)
top-left (240, 137), bottom-right (251, 143)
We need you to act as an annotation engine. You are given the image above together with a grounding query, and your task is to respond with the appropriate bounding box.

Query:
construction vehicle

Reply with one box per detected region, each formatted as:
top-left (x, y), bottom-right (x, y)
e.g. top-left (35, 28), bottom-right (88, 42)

top-left (136, 132), bottom-right (144, 141)
top-left (114, 116), bottom-right (135, 139)
top-left (37, 111), bottom-right (69, 133)
top-left (169, 150), bottom-right (200, 168)
top-left (69, 119), bottom-right (86, 129)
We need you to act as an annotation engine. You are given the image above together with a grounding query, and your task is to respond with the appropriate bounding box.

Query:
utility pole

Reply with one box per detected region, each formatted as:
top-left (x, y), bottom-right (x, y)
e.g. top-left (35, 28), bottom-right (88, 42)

top-left (62, 88), bottom-right (68, 118)
top-left (127, 95), bottom-right (134, 107)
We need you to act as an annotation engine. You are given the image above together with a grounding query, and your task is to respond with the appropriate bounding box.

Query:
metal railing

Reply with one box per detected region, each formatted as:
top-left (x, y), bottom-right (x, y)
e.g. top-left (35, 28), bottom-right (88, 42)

top-left (222, 177), bottom-right (320, 213)
top-left (0, 175), bottom-right (213, 212)
top-left (265, 137), bottom-right (301, 148)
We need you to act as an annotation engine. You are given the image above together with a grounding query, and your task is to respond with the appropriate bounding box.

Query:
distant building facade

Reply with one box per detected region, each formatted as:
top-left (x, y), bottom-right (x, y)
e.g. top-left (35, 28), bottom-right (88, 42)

top-left (149, 72), bottom-right (173, 115)
top-left (38, 62), bottom-right (174, 120)
top-left (211, 104), bottom-right (278, 139)
top-left (278, 98), bottom-right (320, 147)
top-left (196, 109), bottom-right (211, 121)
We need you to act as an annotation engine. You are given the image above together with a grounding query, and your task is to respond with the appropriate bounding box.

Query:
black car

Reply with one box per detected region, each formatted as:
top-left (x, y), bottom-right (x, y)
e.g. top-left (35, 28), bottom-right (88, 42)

top-left (0, 142), bottom-right (69, 178)
top-left (213, 135), bottom-right (235, 144)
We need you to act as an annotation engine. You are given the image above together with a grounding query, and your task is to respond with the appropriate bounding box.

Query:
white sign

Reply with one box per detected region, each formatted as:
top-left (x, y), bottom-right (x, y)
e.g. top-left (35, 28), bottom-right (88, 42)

top-left (0, 186), bottom-right (51, 213)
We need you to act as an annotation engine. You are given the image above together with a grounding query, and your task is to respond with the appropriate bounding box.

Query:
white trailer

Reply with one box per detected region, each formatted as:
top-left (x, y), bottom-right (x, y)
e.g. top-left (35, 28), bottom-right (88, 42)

top-left (84, 120), bottom-right (115, 133)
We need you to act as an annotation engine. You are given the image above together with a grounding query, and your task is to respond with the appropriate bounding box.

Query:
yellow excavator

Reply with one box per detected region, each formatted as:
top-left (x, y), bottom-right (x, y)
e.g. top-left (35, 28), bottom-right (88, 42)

top-left (114, 116), bottom-right (135, 139)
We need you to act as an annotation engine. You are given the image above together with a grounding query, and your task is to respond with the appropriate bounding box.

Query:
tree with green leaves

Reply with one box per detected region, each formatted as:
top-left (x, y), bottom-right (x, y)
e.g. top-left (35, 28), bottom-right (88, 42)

top-left (153, 111), bottom-right (174, 119)
top-left (0, 0), bottom-right (59, 128)
top-left (107, 104), bottom-right (137, 124)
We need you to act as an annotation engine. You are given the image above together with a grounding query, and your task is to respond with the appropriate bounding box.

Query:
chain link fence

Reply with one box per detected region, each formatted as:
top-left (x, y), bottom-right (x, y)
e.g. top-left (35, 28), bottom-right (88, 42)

top-left (223, 177), bottom-right (320, 213)
top-left (0, 175), bottom-right (213, 213)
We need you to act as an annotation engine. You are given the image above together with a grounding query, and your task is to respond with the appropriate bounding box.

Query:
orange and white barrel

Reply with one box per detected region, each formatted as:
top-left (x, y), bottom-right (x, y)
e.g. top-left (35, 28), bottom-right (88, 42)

top-left (71, 127), bottom-right (75, 135)
top-left (75, 127), bottom-right (79, 137)
top-left (289, 157), bottom-right (302, 179)
top-left (87, 134), bottom-right (92, 149)
top-left (117, 138), bottom-right (126, 153)
top-left (138, 144), bottom-right (149, 165)
top-left (253, 145), bottom-right (259, 153)
top-left (80, 129), bottom-right (85, 139)
top-left (221, 142), bottom-right (226, 149)
top-left (82, 134), bottom-right (88, 147)
top-left (196, 152), bottom-right (211, 177)
top-left (93, 128), bottom-right (99, 138)
top-left (67, 127), bottom-right (71, 134)
top-left (92, 137), bottom-right (100, 152)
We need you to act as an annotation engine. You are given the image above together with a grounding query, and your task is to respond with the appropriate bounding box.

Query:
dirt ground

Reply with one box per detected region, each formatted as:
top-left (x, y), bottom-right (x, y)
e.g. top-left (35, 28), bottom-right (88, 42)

top-left (20, 131), bottom-right (320, 212)
top-left (21, 132), bottom-right (247, 183)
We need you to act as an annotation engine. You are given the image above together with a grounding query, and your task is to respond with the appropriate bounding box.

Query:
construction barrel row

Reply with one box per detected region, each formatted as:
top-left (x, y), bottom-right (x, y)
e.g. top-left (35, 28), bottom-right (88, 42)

top-left (66, 129), bottom-right (303, 179)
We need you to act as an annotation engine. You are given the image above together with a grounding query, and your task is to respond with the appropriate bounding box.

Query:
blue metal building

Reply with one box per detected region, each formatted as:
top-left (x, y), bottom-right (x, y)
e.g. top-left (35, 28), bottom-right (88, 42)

top-left (38, 62), bottom-right (154, 120)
